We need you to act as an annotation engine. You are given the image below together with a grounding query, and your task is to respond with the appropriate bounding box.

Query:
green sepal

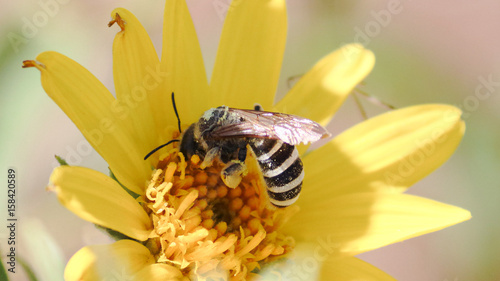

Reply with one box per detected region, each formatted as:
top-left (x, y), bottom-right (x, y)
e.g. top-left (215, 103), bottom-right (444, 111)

top-left (0, 254), bottom-right (9, 281)
top-left (109, 168), bottom-right (140, 199)
top-left (54, 155), bottom-right (68, 166)
top-left (18, 257), bottom-right (39, 281)
top-left (95, 224), bottom-right (137, 242)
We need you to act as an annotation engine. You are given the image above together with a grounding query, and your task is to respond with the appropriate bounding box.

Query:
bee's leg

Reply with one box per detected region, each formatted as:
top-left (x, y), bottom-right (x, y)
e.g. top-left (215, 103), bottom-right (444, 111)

top-left (200, 147), bottom-right (220, 169)
top-left (238, 145), bottom-right (247, 162)
top-left (221, 160), bottom-right (247, 189)
top-left (222, 144), bottom-right (248, 188)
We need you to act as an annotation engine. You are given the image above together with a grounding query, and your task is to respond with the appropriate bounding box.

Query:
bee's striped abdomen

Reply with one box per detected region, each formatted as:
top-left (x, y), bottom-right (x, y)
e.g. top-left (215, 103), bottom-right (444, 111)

top-left (250, 139), bottom-right (304, 207)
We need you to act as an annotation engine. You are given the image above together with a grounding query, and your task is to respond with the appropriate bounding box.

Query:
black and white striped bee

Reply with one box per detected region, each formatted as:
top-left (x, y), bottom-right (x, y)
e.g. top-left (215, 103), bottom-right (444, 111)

top-left (145, 96), bottom-right (330, 207)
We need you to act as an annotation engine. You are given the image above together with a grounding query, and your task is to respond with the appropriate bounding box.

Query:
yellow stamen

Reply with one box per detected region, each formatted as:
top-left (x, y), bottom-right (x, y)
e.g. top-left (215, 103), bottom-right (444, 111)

top-left (164, 162), bottom-right (177, 182)
top-left (175, 190), bottom-right (198, 219)
top-left (236, 229), bottom-right (266, 258)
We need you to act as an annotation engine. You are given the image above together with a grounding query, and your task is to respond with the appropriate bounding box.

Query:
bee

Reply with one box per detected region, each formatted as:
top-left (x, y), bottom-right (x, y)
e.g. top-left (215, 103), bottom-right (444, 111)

top-left (145, 94), bottom-right (330, 207)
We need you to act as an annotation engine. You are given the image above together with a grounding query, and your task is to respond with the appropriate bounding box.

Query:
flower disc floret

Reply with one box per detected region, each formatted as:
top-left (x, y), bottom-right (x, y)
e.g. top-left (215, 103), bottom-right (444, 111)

top-left (144, 147), bottom-right (296, 280)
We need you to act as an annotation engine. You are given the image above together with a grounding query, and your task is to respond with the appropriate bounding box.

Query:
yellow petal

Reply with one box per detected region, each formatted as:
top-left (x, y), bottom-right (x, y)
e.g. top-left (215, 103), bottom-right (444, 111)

top-left (162, 0), bottom-right (209, 125)
top-left (64, 240), bottom-right (155, 281)
top-left (284, 192), bottom-right (471, 255)
top-left (274, 44), bottom-right (375, 126)
top-left (320, 256), bottom-right (397, 281)
top-left (258, 244), bottom-right (395, 280)
top-left (133, 264), bottom-right (183, 281)
top-left (110, 8), bottom-right (163, 163)
top-left (302, 104), bottom-right (465, 202)
top-left (210, 0), bottom-right (287, 110)
top-left (50, 166), bottom-right (152, 241)
top-left (29, 52), bottom-right (151, 194)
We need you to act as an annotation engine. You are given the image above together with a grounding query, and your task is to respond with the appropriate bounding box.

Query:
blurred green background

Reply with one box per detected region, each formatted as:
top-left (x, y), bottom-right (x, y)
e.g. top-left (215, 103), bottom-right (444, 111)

top-left (1, 0), bottom-right (499, 280)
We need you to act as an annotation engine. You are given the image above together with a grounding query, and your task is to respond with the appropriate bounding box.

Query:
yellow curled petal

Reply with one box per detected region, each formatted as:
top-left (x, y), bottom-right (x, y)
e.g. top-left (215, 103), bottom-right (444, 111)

top-left (162, 0), bottom-right (209, 125)
top-left (64, 240), bottom-right (155, 281)
top-left (110, 8), bottom-right (163, 164)
top-left (28, 52), bottom-right (151, 194)
top-left (284, 192), bottom-right (471, 255)
top-left (50, 166), bottom-right (152, 241)
top-left (133, 263), bottom-right (183, 281)
top-left (320, 256), bottom-right (397, 281)
top-left (274, 44), bottom-right (375, 126)
top-left (210, 0), bottom-right (287, 110)
top-left (301, 104), bottom-right (465, 202)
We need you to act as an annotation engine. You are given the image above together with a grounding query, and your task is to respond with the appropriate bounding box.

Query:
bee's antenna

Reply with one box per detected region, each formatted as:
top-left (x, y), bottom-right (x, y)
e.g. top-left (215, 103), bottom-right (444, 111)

top-left (144, 139), bottom-right (180, 160)
top-left (171, 92), bottom-right (182, 133)
top-left (144, 93), bottom-right (183, 161)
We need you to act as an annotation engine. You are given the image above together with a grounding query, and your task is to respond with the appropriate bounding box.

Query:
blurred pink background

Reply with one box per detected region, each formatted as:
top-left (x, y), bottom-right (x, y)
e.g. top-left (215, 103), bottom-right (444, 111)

top-left (1, 0), bottom-right (499, 280)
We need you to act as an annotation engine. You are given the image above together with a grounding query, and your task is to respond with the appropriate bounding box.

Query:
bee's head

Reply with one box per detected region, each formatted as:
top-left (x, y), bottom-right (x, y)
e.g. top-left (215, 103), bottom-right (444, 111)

top-left (179, 124), bottom-right (198, 159)
top-left (180, 106), bottom-right (228, 159)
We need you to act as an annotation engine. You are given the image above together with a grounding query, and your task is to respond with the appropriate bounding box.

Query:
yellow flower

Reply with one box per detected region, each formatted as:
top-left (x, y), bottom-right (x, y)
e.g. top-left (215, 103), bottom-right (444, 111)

top-left (24, 0), bottom-right (470, 280)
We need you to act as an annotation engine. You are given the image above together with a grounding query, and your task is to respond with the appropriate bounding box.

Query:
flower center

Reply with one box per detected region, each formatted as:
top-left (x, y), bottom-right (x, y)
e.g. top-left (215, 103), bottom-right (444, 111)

top-left (144, 147), bottom-right (297, 280)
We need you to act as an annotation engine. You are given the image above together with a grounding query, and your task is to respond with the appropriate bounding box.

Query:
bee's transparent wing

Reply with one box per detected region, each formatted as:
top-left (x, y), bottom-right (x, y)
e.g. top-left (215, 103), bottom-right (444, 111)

top-left (208, 109), bottom-right (330, 145)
